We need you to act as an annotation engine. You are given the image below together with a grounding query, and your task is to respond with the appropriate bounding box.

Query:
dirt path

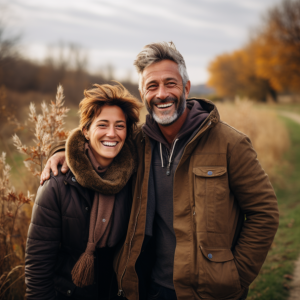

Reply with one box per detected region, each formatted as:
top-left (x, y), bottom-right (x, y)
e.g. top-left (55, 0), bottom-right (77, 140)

top-left (279, 111), bottom-right (300, 299)
top-left (288, 258), bottom-right (300, 300)
top-left (279, 111), bottom-right (300, 125)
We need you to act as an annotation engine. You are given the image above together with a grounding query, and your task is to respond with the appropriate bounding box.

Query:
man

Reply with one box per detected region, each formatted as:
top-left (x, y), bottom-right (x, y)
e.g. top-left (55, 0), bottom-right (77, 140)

top-left (41, 42), bottom-right (279, 300)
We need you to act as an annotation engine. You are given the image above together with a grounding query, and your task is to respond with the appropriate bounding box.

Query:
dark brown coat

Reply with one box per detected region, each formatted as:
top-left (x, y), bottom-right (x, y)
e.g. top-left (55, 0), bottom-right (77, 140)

top-left (25, 130), bottom-right (136, 299)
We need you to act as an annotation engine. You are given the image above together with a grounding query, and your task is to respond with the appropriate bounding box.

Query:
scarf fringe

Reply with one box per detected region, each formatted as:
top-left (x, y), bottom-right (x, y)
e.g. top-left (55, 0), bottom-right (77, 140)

top-left (71, 252), bottom-right (95, 287)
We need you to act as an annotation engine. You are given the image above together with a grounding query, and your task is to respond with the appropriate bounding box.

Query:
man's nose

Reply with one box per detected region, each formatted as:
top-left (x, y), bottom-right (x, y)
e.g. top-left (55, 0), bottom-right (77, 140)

top-left (156, 84), bottom-right (168, 99)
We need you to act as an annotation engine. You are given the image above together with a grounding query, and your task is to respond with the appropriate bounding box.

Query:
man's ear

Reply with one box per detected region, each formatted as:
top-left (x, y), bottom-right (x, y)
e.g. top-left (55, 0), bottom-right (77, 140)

top-left (139, 89), bottom-right (143, 102)
top-left (184, 80), bottom-right (191, 99)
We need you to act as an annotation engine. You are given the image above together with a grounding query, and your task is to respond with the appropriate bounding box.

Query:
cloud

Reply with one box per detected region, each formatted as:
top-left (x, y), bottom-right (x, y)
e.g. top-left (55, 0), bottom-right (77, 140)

top-left (10, 0), bottom-right (281, 84)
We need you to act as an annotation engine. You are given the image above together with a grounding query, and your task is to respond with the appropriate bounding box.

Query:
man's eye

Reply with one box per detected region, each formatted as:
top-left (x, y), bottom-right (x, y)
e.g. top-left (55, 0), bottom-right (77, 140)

top-left (147, 85), bottom-right (157, 90)
top-left (167, 82), bottom-right (176, 86)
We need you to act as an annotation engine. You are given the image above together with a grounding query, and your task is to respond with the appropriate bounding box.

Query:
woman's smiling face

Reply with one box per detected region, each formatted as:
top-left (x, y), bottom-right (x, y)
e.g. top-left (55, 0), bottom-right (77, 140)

top-left (83, 105), bottom-right (127, 167)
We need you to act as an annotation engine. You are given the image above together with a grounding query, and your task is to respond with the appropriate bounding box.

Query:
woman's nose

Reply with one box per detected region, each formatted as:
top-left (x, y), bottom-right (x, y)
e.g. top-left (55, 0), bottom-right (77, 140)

top-left (106, 125), bottom-right (116, 137)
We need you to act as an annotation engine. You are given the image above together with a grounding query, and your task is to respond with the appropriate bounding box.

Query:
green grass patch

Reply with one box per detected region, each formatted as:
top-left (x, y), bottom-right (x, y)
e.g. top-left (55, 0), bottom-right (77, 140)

top-left (248, 117), bottom-right (300, 299)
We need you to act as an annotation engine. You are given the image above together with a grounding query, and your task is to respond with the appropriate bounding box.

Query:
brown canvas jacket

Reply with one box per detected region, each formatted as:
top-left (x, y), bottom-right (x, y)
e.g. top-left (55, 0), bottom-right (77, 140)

top-left (114, 98), bottom-right (279, 300)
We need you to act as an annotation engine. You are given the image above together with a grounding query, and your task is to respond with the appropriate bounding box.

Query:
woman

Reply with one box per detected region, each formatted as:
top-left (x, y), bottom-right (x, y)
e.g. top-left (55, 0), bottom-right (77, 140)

top-left (25, 83), bottom-right (142, 300)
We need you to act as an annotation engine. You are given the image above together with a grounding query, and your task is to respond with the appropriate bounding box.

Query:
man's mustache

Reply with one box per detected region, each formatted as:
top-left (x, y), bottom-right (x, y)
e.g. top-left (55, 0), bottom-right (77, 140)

top-left (150, 96), bottom-right (178, 108)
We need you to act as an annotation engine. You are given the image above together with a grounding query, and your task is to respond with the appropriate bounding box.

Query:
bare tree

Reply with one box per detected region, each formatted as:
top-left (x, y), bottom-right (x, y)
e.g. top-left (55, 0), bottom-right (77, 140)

top-left (0, 5), bottom-right (20, 63)
top-left (45, 42), bottom-right (88, 73)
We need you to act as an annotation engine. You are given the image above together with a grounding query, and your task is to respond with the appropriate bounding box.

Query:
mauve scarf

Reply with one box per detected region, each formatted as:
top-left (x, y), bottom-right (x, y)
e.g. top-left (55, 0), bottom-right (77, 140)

top-left (71, 143), bottom-right (115, 287)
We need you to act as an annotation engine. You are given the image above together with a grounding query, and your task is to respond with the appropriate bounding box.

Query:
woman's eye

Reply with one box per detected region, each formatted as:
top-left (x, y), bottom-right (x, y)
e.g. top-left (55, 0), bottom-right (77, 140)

top-left (98, 124), bottom-right (106, 127)
top-left (116, 125), bottom-right (125, 129)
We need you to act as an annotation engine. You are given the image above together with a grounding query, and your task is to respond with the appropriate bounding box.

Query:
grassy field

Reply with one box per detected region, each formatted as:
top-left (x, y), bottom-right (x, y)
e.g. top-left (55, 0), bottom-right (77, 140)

top-left (255, 103), bottom-right (300, 115)
top-left (248, 116), bottom-right (300, 299)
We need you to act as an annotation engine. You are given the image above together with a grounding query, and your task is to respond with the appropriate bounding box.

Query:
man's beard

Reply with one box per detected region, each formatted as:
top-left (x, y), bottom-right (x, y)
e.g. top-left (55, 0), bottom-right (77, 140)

top-left (144, 92), bottom-right (186, 126)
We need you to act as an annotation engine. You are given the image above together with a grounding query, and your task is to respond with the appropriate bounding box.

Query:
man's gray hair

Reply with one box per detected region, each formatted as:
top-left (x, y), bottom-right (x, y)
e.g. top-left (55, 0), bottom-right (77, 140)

top-left (134, 41), bottom-right (189, 91)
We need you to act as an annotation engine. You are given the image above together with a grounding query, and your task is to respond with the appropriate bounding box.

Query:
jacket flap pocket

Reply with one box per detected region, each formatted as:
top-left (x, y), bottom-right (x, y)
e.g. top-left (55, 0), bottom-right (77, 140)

top-left (193, 166), bottom-right (227, 177)
top-left (200, 246), bottom-right (234, 262)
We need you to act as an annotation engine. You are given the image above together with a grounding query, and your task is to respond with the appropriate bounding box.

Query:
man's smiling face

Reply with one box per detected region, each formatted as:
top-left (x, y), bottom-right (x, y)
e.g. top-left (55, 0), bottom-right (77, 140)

top-left (140, 60), bottom-right (189, 126)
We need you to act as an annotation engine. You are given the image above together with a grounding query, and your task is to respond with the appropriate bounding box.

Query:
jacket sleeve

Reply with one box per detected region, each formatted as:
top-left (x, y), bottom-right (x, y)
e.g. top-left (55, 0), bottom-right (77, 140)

top-left (228, 135), bottom-right (279, 288)
top-left (25, 177), bottom-right (61, 300)
top-left (47, 140), bottom-right (66, 160)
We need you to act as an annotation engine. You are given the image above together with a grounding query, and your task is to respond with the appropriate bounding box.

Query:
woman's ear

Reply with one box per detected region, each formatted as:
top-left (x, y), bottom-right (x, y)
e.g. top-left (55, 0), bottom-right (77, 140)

top-left (82, 128), bottom-right (89, 140)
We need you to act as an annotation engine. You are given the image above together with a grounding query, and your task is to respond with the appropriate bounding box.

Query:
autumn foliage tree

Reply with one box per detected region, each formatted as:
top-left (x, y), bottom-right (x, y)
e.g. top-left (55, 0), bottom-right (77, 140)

top-left (208, 0), bottom-right (300, 100)
top-left (207, 46), bottom-right (274, 101)
top-left (255, 0), bottom-right (300, 93)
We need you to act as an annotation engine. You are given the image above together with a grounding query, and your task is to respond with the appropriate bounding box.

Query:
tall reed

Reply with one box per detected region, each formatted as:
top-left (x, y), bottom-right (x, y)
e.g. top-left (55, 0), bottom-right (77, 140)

top-left (0, 85), bottom-right (69, 299)
top-left (0, 152), bottom-right (34, 299)
top-left (13, 85), bottom-right (69, 177)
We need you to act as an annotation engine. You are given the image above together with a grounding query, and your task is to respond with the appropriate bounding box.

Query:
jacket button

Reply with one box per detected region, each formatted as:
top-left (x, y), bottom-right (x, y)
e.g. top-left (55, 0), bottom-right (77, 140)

top-left (85, 207), bottom-right (89, 211)
top-left (207, 171), bottom-right (213, 176)
top-left (102, 218), bottom-right (106, 222)
top-left (67, 290), bottom-right (71, 296)
top-left (72, 177), bottom-right (76, 182)
top-left (208, 253), bottom-right (213, 259)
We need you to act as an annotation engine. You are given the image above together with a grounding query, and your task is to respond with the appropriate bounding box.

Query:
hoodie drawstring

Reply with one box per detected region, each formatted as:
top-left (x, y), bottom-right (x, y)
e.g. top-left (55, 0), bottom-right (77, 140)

top-left (159, 143), bottom-right (164, 168)
top-left (159, 139), bottom-right (179, 176)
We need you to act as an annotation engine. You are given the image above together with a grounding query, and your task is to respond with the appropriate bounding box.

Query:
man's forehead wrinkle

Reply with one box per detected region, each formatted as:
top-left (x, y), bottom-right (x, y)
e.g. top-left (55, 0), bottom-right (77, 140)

top-left (165, 77), bottom-right (179, 82)
top-left (145, 79), bottom-right (158, 86)
top-left (145, 77), bottom-right (179, 85)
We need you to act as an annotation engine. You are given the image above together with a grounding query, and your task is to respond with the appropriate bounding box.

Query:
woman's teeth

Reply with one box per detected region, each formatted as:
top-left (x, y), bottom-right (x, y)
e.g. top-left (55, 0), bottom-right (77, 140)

top-left (102, 142), bottom-right (117, 147)
top-left (156, 103), bottom-right (173, 108)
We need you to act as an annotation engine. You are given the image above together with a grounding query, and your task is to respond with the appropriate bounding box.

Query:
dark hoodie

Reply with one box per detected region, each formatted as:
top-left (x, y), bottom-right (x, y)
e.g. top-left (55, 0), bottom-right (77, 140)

top-left (142, 100), bottom-right (209, 290)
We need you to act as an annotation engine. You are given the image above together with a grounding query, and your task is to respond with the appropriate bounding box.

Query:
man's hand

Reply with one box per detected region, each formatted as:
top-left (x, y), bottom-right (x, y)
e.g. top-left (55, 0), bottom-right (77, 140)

top-left (40, 151), bottom-right (68, 185)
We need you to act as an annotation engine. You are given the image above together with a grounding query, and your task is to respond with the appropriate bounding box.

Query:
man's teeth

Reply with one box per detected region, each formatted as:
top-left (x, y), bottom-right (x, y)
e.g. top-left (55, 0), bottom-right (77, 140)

top-left (157, 103), bottom-right (173, 108)
top-left (102, 142), bottom-right (117, 147)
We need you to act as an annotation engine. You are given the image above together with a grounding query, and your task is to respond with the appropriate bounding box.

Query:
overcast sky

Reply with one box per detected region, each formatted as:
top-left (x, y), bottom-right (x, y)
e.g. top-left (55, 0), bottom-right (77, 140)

top-left (5, 0), bottom-right (282, 85)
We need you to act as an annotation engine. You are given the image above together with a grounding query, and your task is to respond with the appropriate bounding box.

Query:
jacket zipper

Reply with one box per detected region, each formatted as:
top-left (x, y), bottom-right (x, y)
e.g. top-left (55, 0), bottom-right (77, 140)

top-left (118, 131), bottom-right (147, 297)
top-left (172, 118), bottom-right (212, 291)
top-left (117, 186), bottom-right (143, 297)
top-left (173, 118), bottom-right (212, 222)
top-left (166, 139), bottom-right (179, 176)
top-left (189, 120), bottom-right (212, 213)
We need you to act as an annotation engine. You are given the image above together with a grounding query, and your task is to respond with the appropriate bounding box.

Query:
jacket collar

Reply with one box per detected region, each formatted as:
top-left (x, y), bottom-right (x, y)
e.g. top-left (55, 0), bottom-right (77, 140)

top-left (64, 169), bottom-right (93, 208)
top-left (65, 128), bottom-right (137, 195)
top-left (187, 97), bottom-right (220, 126)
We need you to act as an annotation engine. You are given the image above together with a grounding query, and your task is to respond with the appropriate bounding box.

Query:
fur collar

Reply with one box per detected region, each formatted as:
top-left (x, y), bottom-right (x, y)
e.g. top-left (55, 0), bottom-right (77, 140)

top-left (66, 128), bottom-right (136, 195)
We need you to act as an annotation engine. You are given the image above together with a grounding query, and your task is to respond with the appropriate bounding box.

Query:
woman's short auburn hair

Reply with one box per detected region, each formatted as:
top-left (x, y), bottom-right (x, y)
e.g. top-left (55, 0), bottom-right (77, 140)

top-left (79, 82), bottom-right (142, 138)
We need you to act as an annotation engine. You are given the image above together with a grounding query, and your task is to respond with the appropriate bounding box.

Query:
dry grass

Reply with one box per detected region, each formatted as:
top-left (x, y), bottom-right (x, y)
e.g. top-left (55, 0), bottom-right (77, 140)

top-left (217, 100), bottom-right (290, 181)
top-left (0, 86), bottom-right (70, 299)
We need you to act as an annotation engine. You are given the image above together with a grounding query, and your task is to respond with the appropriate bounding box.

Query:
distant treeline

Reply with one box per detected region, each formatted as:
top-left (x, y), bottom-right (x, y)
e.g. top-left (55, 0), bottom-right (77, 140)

top-left (0, 41), bottom-right (139, 107)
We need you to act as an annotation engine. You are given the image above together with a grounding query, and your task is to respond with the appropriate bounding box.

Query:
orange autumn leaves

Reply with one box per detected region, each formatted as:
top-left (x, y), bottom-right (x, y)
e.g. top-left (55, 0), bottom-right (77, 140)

top-left (208, 46), bottom-right (272, 100)
top-left (255, 0), bottom-right (300, 93)
top-left (208, 0), bottom-right (300, 100)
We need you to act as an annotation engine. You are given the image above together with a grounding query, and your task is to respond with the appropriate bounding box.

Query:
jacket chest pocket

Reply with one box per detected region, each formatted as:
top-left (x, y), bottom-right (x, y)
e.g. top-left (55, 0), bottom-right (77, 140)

top-left (193, 166), bottom-right (227, 233)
